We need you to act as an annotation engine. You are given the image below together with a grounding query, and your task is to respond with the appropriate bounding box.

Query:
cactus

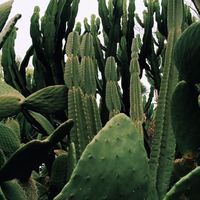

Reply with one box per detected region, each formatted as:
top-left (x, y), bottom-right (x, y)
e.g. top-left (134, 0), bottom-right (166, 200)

top-left (0, 119), bottom-right (73, 182)
top-left (149, 0), bottom-right (183, 199)
top-left (0, 122), bottom-right (20, 159)
top-left (54, 114), bottom-right (150, 200)
top-left (22, 85), bottom-right (68, 114)
top-left (105, 56), bottom-right (121, 118)
top-left (174, 22), bottom-right (200, 84)
top-left (1, 180), bottom-right (28, 200)
top-left (80, 33), bottom-right (102, 138)
top-left (49, 153), bottom-right (69, 198)
top-left (0, 81), bottom-right (24, 118)
top-left (164, 166), bottom-right (200, 200)
top-left (65, 31), bottom-right (90, 158)
top-left (129, 37), bottom-right (144, 136)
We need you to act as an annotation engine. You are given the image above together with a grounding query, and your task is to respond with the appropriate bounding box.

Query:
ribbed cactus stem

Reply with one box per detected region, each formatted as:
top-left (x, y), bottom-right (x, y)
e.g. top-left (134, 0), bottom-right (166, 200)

top-left (149, 0), bottom-right (183, 199)
top-left (65, 31), bottom-right (80, 56)
top-left (80, 33), bottom-right (102, 138)
top-left (129, 37), bottom-right (144, 136)
top-left (80, 32), bottom-right (95, 57)
top-left (105, 56), bottom-right (121, 119)
top-left (65, 31), bottom-right (89, 159)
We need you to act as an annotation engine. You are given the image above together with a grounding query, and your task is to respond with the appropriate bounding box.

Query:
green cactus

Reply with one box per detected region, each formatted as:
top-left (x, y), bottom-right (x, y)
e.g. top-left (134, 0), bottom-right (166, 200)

top-left (105, 56), bottom-right (121, 118)
top-left (0, 122), bottom-right (20, 158)
top-left (54, 113), bottom-right (150, 200)
top-left (164, 166), bottom-right (200, 200)
top-left (0, 0), bottom-right (13, 32)
top-left (0, 119), bottom-right (73, 182)
top-left (129, 37), bottom-right (144, 136)
top-left (49, 153), bottom-right (69, 198)
top-left (174, 22), bottom-right (200, 84)
top-left (1, 180), bottom-right (28, 200)
top-left (0, 13), bottom-right (21, 50)
top-left (22, 85), bottom-right (68, 114)
top-left (0, 82), bottom-right (24, 117)
top-left (65, 31), bottom-right (90, 158)
top-left (80, 33), bottom-right (102, 139)
top-left (149, 0), bottom-right (183, 199)
top-left (171, 81), bottom-right (200, 156)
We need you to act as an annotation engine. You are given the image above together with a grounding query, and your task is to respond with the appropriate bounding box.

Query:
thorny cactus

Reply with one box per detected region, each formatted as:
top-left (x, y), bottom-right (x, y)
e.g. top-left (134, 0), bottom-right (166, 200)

top-left (0, 0), bottom-right (199, 199)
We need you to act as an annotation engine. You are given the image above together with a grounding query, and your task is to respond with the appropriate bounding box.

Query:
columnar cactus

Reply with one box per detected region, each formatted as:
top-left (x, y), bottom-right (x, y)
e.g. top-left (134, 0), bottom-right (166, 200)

top-left (64, 31), bottom-right (89, 159)
top-left (149, 0), bottom-right (183, 199)
top-left (105, 56), bottom-right (121, 119)
top-left (129, 37), bottom-right (144, 136)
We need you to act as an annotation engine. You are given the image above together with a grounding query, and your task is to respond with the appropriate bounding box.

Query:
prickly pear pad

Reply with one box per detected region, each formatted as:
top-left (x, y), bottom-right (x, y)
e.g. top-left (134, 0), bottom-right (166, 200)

top-left (54, 113), bottom-right (150, 200)
top-left (174, 22), bottom-right (200, 83)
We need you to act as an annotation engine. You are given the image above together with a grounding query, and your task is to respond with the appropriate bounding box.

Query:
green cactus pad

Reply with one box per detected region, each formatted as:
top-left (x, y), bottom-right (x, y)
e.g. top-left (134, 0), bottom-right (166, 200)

top-left (174, 22), bottom-right (200, 83)
top-left (171, 81), bottom-right (200, 155)
top-left (0, 122), bottom-right (20, 158)
top-left (0, 82), bottom-right (24, 118)
top-left (22, 85), bottom-right (68, 114)
top-left (1, 180), bottom-right (27, 200)
top-left (54, 113), bottom-right (150, 200)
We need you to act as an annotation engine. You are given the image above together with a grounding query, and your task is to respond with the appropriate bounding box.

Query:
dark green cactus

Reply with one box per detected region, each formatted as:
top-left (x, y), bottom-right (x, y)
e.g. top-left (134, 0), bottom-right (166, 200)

top-left (171, 81), bottom-right (200, 156)
top-left (174, 22), bottom-right (200, 84)
top-left (0, 119), bottom-right (73, 182)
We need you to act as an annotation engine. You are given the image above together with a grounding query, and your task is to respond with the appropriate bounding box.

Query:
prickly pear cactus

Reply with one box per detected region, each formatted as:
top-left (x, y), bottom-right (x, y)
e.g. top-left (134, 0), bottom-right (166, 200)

top-left (174, 22), bottom-right (200, 83)
top-left (54, 113), bottom-right (150, 200)
top-left (171, 81), bottom-right (200, 155)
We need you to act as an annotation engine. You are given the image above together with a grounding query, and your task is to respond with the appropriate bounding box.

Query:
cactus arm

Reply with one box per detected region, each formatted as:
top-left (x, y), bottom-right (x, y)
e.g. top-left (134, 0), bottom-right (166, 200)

top-left (0, 13), bottom-right (21, 50)
top-left (163, 166), bottom-right (200, 200)
top-left (98, 0), bottom-right (110, 35)
top-left (46, 119), bottom-right (74, 145)
top-left (66, 0), bottom-right (80, 36)
top-left (0, 0), bottom-right (14, 32)
top-left (105, 56), bottom-right (121, 119)
top-left (80, 33), bottom-right (102, 138)
top-left (148, 0), bottom-right (183, 199)
top-left (22, 85), bottom-right (68, 114)
top-left (129, 37), bottom-right (144, 136)
top-left (19, 45), bottom-right (34, 85)
top-left (30, 6), bottom-right (54, 86)
top-left (65, 31), bottom-right (90, 158)
top-left (1, 180), bottom-right (28, 200)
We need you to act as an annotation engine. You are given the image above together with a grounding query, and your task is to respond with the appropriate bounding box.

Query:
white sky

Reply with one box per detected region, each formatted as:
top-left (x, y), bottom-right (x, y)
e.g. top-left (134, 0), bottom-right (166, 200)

top-left (0, 0), bottom-right (144, 57)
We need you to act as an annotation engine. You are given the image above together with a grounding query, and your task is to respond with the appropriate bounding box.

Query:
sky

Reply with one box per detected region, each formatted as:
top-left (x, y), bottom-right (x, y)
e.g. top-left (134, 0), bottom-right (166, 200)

top-left (0, 0), bottom-right (144, 57)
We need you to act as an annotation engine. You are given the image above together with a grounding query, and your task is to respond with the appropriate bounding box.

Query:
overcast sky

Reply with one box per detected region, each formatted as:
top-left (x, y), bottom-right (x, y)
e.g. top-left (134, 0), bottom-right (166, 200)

top-left (0, 0), bottom-right (145, 57)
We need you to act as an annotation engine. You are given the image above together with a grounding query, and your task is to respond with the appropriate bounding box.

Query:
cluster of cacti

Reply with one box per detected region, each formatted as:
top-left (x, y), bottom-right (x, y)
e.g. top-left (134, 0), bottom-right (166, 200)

top-left (0, 0), bottom-right (200, 199)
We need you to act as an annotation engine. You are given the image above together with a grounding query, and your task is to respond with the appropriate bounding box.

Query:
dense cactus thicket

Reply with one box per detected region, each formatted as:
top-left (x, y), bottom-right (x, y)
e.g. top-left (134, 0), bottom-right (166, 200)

top-left (0, 0), bottom-right (200, 199)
